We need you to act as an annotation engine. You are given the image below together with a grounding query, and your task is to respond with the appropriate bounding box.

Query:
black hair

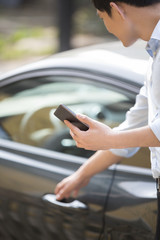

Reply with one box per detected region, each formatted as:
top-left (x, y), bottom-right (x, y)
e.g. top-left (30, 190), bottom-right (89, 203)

top-left (92, 0), bottom-right (160, 16)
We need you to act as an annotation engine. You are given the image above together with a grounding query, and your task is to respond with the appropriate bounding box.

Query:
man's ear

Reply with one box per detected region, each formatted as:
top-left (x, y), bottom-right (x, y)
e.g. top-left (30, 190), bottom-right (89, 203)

top-left (110, 2), bottom-right (125, 20)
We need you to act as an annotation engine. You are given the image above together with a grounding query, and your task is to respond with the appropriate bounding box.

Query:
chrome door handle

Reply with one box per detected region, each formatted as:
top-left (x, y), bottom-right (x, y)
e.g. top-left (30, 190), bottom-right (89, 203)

top-left (42, 194), bottom-right (88, 210)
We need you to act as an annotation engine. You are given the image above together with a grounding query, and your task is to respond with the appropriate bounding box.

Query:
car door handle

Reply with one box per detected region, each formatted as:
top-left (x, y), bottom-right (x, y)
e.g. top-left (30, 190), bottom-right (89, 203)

top-left (42, 194), bottom-right (88, 210)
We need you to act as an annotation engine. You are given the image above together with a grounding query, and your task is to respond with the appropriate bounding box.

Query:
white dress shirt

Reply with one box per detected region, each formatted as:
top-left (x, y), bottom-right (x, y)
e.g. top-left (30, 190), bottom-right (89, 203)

top-left (110, 20), bottom-right (160, 179)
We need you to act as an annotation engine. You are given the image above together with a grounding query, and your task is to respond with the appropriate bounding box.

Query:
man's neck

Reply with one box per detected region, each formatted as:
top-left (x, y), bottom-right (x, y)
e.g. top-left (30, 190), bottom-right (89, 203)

top-left (123, 3), bottom-right (160, 41)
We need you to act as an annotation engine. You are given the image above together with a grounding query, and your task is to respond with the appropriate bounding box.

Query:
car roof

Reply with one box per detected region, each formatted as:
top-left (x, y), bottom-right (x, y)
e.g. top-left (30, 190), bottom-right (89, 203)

top-left (0, 40), bottom-right (149, 85)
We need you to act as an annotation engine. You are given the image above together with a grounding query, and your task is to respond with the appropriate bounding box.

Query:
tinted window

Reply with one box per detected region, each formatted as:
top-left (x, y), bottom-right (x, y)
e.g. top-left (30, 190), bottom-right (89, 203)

top-left (0, 75), bottom-right (149, 166)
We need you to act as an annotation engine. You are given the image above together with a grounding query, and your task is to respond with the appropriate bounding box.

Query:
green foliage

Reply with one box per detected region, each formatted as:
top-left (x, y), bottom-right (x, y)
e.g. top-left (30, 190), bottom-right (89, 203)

top-left (10, 28), bottom-right (43, 43)
top-left (0, 27), bottom-right (55, 60)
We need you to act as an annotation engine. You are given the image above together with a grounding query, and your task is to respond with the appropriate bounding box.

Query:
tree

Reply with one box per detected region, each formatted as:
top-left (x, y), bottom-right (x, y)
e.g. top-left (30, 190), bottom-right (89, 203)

top-left (58, 0), bottom-right (74, 51)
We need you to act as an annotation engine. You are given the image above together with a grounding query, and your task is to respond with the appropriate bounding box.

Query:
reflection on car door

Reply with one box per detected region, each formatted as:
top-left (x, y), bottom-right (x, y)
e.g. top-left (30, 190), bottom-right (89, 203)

top-left (104, 163), bottom-right (157, 240)
top-left (0, 140), bottom-right (115, 240)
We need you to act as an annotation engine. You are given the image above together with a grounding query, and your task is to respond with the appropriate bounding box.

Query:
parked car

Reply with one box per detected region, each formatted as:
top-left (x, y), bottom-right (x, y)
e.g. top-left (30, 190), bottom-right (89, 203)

top-left (0, 41), bottom-right (157, 240)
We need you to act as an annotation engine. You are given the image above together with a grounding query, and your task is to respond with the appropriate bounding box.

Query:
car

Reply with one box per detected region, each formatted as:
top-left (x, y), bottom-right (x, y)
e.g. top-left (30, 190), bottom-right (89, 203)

top-left (0, 40), bottom-right (157, 240)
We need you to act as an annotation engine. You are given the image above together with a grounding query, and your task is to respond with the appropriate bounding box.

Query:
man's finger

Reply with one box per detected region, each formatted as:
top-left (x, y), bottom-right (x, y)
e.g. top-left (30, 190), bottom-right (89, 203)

top-left (76, 114), bottom-right (94, 127)
top-left (70, 130), bottom-right (76, 138)
top-left (64, 120), bottom-right (80, 133)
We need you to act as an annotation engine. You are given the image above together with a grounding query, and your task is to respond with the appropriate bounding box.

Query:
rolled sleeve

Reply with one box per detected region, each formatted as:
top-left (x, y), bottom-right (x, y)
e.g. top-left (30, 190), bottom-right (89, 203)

top-left (110, 84), bottom-right (148, 158)
top-left (150, 117), bottom-right (160, 142)
top-left (110, 147), bottom-right (140, 158)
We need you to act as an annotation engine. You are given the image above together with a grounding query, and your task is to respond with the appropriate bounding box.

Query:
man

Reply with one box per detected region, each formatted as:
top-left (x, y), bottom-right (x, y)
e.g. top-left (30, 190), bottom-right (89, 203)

top-left (55, 1), bottom-right (160, 239)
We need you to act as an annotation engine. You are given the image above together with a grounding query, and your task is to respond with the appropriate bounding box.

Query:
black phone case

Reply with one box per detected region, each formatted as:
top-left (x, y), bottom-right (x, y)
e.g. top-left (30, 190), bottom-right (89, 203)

top-left (54, 104), bottom-right (89, 131)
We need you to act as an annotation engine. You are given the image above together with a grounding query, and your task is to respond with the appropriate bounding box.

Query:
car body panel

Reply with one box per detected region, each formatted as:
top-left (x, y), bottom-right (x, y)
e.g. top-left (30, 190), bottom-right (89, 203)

top-left (0, 139), bottom-right (115, 240)
top-left (0, 41), bottom-right (149, 86)
top-left (104, 164), bottom-right (156, 240)
top-left (0, 41), bottom-right (156, 239)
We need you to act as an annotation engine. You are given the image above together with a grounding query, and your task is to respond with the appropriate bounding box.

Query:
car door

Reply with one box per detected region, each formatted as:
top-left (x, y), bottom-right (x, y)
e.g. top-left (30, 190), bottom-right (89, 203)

top-left (0, 68), bottom-right (151, 240)
top-left (0, 69), bottom-right (128, 240)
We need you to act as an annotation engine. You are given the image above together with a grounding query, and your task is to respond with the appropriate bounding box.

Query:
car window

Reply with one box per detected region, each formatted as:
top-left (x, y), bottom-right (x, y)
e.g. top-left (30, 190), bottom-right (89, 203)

top-left (0, 75), bottom-right (150, 167)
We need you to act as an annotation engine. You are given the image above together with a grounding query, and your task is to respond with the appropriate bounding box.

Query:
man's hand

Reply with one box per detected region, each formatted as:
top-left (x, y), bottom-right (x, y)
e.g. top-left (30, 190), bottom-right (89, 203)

top-left (55, 150), bottom-right (123, 201)
top-left (64, 114), bottom-right (115, 151)
top-left (55, 172), bottom-right (90, 200)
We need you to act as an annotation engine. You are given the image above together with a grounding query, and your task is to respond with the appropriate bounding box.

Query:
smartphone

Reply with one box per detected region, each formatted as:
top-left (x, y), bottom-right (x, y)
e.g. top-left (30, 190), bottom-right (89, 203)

top-left (54, 104), bottom-right (89, 131)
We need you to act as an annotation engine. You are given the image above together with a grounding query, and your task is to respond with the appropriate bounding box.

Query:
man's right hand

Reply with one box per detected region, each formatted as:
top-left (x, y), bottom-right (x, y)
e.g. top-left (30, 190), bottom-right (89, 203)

top-left (55, 172), bottom-right (90, 201)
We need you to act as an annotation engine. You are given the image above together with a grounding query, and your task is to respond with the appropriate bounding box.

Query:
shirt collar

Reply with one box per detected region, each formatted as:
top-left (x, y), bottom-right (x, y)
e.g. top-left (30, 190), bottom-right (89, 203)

top-left (150, 20), bottom-right (160, 40)
top-left (146, 20), bottom-right (160, 57)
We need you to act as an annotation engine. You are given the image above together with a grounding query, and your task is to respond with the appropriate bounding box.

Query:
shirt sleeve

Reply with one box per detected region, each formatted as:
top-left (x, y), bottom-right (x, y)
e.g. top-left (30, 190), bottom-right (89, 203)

top-left (110, 82), bottom-right (148, 158)
top-left (149, 114), bottom-right (160, 141)
top-left (149, 50), bottom-right (160, 142)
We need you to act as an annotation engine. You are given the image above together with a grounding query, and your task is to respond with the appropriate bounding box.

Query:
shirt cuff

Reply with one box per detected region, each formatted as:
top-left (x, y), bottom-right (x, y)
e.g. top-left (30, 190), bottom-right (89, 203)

top-left (110, 147), bottom-right (140, 158)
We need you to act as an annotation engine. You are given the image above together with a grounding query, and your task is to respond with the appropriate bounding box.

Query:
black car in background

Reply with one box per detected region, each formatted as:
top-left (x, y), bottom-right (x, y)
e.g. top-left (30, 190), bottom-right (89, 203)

top-left (0, 41), bottom-right (157, 240)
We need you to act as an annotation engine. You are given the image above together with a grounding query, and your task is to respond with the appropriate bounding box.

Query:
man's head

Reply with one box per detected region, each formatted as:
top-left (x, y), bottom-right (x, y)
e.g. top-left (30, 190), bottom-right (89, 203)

top-left (92, 0), bottom-right (160, 16)
top-left (92, 0), bottom-right (160, 46)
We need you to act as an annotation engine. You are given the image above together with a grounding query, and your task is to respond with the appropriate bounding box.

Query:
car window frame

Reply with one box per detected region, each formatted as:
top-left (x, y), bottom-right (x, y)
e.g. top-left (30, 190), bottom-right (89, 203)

top-left (0, 67), bottom-right (145, 167)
